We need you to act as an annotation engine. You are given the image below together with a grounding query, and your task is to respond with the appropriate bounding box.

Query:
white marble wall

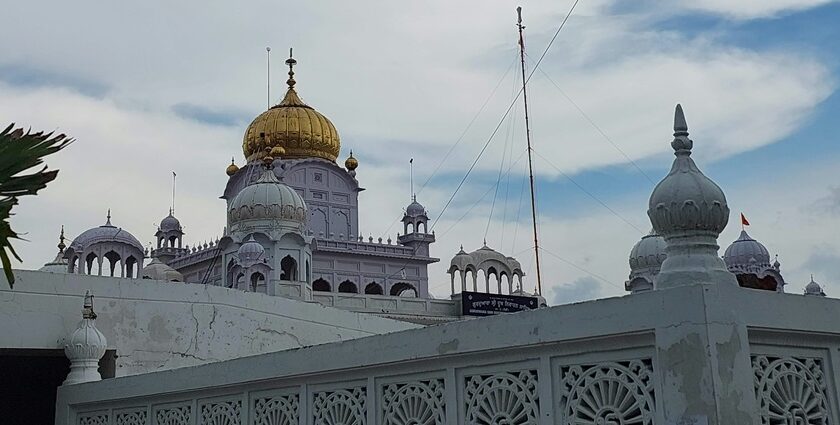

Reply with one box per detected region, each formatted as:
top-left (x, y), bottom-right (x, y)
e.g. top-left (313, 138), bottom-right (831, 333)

top-left (0, 270), bottom-right (417, 376)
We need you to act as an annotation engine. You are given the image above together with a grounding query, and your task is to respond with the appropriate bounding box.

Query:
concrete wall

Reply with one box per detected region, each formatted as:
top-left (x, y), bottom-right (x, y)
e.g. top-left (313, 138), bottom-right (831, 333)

top-left (0, 269), bottom-right (417, 376)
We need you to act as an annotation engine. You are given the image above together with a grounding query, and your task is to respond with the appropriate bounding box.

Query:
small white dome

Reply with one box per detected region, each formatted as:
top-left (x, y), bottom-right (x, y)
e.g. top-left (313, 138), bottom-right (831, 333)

top-left (724, 230), bottom-right (771, 270)
top-left (141, 258), bottom-right (184, 282)
top-left (406, 200), bottom-right (426, 217)
top-left (629, 232), bottom-right (667, 273)
top-left (228, 168), bottom-right (307, 229)
top-left (805, 276), bottom-right (826, 297)
top-left (237, 236), bottom-right (265, 266)
top-left (159, 212), bottom-right (182, 232)
top-left (69, 216), bottom-right (144, 253)
top-left (449, 246), bottom-right (473, 272)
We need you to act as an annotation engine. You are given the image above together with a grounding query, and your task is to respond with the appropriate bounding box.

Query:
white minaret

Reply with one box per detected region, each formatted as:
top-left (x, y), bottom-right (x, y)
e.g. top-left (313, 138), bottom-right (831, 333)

top-left (63, 291), bottom-right (108, 385)
top-left (648, 105), bottom-right (738, 289)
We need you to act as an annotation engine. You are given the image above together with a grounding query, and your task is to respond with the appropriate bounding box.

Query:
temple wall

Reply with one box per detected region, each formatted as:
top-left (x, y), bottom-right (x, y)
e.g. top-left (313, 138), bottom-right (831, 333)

top-left (54, 283), bottom-right (840, 424)
top-left (0, 270), bottom-right (417, 377)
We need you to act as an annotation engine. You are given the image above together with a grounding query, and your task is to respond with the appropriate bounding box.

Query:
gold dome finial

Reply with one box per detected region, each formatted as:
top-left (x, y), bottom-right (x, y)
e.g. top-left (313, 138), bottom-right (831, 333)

top-left (226, 157), bottom-right (239, 176)
top-left (285, 48), bottom-right (297, 88)
top-left (242, 50), bottom-right (341, 162)
top-left (344, 150), bottom-right (358, 171)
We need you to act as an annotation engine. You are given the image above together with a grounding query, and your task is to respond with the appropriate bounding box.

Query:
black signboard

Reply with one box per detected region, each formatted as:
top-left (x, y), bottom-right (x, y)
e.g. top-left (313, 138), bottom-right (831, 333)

top-left (461, 291), bottom-right (538, 317)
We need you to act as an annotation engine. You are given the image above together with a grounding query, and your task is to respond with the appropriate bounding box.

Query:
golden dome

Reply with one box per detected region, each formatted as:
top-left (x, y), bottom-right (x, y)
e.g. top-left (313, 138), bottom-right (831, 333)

top-left (242, 56), bottom-right (340, 163)
top-left (226, 158), bottom-right (239, 176)
top-left (344, 151), bottom-right (358, 171)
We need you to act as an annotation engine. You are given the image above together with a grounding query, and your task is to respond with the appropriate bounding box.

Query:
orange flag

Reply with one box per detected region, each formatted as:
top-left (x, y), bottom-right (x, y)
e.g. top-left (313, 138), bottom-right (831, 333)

top-left (740, 213), bottom-right (750, 226)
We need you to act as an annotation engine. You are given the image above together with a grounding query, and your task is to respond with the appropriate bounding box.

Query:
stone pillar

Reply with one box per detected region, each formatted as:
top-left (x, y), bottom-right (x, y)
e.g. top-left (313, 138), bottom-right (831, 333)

top-left (63, 291), bottom-right (107, 385)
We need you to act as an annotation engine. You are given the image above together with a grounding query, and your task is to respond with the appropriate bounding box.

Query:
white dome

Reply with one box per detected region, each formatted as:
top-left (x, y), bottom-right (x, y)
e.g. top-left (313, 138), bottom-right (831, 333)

top-left (141, 258), bottom-right (184, 282)
top-left (629, 232), bottom-right (667, 273)
top-left (805, 277), bottom-right (826, 297)
top-left (228, 168), bottom-right (307, 229)
top-left (406, 200), bottom-right (426, 217)
top-left (159, 212), bottom-right (182, 232)
top-left (237, 236), bottom-right (266, 266)
top-left (69, 219), bottom-right (144, 253)
top-left (449, 246), bottom-right (473, 271)
top-left (724, 230), bottom-right (771, 270)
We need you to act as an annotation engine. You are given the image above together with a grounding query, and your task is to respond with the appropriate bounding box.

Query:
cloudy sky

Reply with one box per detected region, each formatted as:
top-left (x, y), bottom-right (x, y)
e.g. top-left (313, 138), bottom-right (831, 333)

top-left (2, 0), bottom-right (839, 303)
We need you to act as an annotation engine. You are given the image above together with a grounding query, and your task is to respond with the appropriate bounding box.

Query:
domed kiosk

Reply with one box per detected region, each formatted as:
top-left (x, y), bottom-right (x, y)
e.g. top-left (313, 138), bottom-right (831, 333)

top-left (723, 229), bottom-right (785, 292)
top-left (63, 211), bottom-right (145, 277)
top-left (626, 230), bottom-right (667, 293)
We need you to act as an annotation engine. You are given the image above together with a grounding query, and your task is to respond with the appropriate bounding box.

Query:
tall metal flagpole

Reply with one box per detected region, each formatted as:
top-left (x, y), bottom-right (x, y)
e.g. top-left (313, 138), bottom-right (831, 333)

top-left (410, 158), bottom-right (415, 201)
top-left (517, 6), bottom-right (543, 295)
top-left (171, 171), bottom-right (176, 215)
top-left (266, 47), bottom-right (272, 109)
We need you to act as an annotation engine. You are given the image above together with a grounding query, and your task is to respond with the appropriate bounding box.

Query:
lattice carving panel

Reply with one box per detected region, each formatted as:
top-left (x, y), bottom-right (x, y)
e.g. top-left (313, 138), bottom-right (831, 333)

top-left (464, 369), bottom-right (539, 425)
top-left (313, 387), bottom-right (367, 425)
top-left (381, 378), bottom-right (445, 425)
top-left (155, 405), bottom-right (192, 425)
top-left (558, 359), bottom-right (656, 425)
top-left (115, 409), bottom-right (147, 425)
top-left (752, 355), bottom-right (831, 425)
top-left (78, 413), bottom-right (109, 425)
top-left (254, 392), bottom-right (300, 425)
top-left (200, 399), bottom-right (241, 425)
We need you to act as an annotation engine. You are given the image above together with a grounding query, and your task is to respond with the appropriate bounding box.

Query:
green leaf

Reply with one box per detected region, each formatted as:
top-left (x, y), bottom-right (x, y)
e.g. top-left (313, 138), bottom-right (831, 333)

top-left (0, 124), bottom-right (71, 288)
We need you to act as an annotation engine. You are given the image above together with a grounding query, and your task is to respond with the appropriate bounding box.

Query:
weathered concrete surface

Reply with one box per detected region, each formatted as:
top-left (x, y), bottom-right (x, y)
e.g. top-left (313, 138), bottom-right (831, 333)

top-left (0, 269), bottom-right (417, 376)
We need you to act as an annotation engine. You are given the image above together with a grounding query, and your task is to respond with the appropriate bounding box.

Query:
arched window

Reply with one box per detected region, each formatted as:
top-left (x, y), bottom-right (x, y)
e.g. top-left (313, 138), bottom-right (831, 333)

top-left (338, 280), bottom-right (358, 293)
top-left (364, 282), bottom-right (384, 295)
top-left (250, 272), bottom-right (265, 292)
top-left (168, 236), bottom-right (178, 248)
top-left (280, 255), bottom-right (297, 281)
top-left (85, 252), bottom-right (98, 275)
top-left (390, 282), bottom-right (417, 297)
top-left (313, 278), bottom-right (331, 292)
top-left (104, 251), bottom-right (121, 277)
top-left (305, 260), bottom-right (311, 283)
top-left (236, 273), bottom-right (245, 289)
top-left (69, 256), bottom-right (78, 273)
top-left (125, 256), bottom-right (138, 278)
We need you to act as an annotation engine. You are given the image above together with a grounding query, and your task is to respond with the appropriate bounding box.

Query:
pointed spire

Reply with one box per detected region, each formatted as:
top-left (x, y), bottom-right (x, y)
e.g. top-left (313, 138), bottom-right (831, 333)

top-left (671, 104), bottom-right (693, 154)
top-left (285, 48), bottom-right (297, 89)
top-left (105, 209), bottom-right (112, 226)
top-left (57, 225), bottom-right (66, 253)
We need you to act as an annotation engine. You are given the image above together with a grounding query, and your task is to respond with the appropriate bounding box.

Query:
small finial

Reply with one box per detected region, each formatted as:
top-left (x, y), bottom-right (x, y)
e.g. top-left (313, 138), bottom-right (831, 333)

top-left (483, 238), bottom-right (487, 246)
top-left (285, 48), bottom-right (297, 88)
top-left (671, 104), bottom-right (693, 154)
top-left (106, 209), bottom-right (112, 225)
top-left (811, 273), bottom-right (815, 282)
top-left (58, 225), bottom-right (66, 253)
top-left (674, 104), bottom-right (688, 134)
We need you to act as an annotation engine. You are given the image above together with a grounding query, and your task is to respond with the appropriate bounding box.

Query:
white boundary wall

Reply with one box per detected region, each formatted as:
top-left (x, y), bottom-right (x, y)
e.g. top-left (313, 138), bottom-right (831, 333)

top-left (55, 282), bottom-right (840, 424)
top-left (0, 270), bottom-right (417, 376)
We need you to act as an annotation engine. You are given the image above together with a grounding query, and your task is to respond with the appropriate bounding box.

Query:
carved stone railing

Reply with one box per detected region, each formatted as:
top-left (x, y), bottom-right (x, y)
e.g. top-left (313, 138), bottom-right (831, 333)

top-left (56, 283), bottom-right (840, 424)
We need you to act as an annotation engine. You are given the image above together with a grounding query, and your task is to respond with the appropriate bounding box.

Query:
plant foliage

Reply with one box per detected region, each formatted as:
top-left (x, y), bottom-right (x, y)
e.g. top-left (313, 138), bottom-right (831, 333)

top-left (0, 124), bottom-right (72, 288)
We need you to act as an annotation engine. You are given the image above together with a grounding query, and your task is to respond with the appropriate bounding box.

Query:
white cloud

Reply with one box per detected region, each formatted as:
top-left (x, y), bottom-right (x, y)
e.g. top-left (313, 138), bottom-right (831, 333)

top-left (0, 0), bottom-right (837, 302)
top-left (681, 0), bottom-right (838, 20)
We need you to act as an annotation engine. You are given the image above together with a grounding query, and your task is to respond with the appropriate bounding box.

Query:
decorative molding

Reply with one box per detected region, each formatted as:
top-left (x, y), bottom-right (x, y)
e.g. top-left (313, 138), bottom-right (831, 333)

top-left (313, 387), bottom-right (366, 425)
top-left (253, 392), bottom-right (299, 425)
top-left (381, 379), bottom-right (445, 425)
top-left (558, 359), bottom-right (656, 425)
top-left (464, 370), bottom-right (539, 425)
top-left (115, 409), bottom-right (147, 425)
top-left (199, 399), bottom-right (241, 425)
top-left (78, 413), bottom-right (108, 425)
top-left (752, 355), bottom-right (831, 424)
top-left (154, 405), bottom-right (192, 425)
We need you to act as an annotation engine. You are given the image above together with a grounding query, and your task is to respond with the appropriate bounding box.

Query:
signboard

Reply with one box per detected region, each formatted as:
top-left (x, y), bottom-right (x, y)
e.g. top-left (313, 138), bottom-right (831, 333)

top-left (461, 291), bottom-right (538, 317)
